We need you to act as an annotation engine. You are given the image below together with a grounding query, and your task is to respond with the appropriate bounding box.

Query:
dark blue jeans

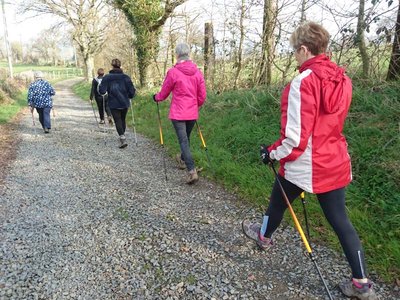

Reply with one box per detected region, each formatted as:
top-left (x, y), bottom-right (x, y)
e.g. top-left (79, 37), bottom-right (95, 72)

top-left (172, 120), bottom-right (196, 171)
top-left (36, 107), bottom-right (51, 129)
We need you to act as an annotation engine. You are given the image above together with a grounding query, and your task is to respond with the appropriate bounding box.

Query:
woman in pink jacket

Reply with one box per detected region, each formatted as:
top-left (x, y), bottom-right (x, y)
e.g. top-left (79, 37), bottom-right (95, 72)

top-left (242, 23), bottom-right (377, 300)
top-left (154, 43), bottom-right (206, 184)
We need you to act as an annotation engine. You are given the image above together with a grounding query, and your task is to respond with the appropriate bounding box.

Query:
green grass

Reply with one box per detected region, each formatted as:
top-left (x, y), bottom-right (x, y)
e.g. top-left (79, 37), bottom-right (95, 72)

top-left (72, 81), bottom-right (400, 282)
top-left (73, 81), bottom-right (91, 101)
top-left (0, 91), bottom-right (27, 124)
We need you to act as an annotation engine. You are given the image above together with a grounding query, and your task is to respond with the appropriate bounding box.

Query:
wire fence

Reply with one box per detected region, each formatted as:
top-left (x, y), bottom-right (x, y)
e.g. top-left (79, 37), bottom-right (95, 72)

top-left (41, 68), bottom-right (84, 79)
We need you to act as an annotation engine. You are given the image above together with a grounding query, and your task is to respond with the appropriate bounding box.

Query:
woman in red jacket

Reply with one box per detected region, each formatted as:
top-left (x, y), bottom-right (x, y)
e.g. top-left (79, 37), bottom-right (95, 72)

top-left (154, 43), bottom-right (206, 184)
top-left (242, 22), bottom-right (377, 300)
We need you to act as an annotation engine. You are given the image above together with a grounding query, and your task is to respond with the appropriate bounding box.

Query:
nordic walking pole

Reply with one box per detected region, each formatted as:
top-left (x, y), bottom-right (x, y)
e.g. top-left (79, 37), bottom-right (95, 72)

top-left (156, 102), bottom-right (167, 181)
top-left (130, 99), bottom-right (138, 146)
top-left (300, 192), bottom-right (311, 241)
top-left (269, 162), bottom-right (333, 300)
top-left (195, 121), bottom-right (215, 176)
top-left (102, 95), bottom-right (106, 145)
top-left (30, 108), bottom-right (37, 136)
top-left (90, 99), bottom-right (100, 128)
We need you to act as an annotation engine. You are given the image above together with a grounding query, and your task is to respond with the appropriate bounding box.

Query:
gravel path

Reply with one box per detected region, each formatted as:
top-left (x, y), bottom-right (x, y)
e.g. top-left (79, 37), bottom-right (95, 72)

top-left (1, 79), bottom-right (398, 300)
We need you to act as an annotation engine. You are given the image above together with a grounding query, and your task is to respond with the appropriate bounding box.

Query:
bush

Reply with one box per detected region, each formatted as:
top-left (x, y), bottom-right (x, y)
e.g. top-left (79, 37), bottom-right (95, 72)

top-left (0, 78), bottom-right (26, 98)
top-left (0, 88), bottom-right (12, 105)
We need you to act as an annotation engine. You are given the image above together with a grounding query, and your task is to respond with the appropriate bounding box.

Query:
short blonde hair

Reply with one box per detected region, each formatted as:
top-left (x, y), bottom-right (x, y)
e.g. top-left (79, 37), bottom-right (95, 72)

top-left (290, 22), bottom-right (330, 55)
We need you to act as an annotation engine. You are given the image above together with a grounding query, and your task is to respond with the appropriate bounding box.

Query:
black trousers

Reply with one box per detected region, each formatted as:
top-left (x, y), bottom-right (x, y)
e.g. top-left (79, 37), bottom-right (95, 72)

top-left (95, 96), bottom-right (111, 120)
top-left (263, 174), bottom-right (367, 279)
top-left (111, 108), bottom-right (128, 136)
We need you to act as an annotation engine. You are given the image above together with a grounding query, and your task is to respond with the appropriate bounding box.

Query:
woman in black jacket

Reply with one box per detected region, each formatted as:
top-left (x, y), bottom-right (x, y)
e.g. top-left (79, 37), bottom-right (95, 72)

top-left (90, 68), bottom-right (112, 125)
top-left (99, 59), bottom-right (136, 148)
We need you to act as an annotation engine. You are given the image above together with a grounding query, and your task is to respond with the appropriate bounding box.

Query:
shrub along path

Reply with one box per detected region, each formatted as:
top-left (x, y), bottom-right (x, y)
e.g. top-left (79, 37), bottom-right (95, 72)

top-left (1, 79), bottom-right (398, 299)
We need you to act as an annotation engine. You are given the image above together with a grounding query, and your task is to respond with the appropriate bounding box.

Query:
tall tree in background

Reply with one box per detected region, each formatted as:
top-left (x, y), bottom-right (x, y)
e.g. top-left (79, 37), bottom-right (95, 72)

top-left (204, 22), bottom-right (215, 89)
top-left (356, 0), bottom-right (370, 77)
top-left (387, 0), bottom-right (400, 80)
top-left (21, 0), bottom-right (109, 81)
top-left (233, 0), bottom-right (246, 89)
top-left (257, 0), bottom-right (277, 85)
top-left (113, 0), bottom-right (187, 87)
top-left (1, 0), bottom-right (13, 78)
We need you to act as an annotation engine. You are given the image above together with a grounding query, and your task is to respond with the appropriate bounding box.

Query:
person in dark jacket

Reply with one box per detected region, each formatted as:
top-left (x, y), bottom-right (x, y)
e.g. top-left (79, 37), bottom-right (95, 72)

top-left (27, 71), bottom-right (55, 133)
top-left (98, 59), bottom-right (135, 148)
top-left (90, 68), bottom-right (112, 125)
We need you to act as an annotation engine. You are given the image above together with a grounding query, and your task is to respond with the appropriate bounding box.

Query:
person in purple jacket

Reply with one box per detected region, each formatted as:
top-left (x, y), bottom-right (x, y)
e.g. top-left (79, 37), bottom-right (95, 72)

top-left (153, 43), bottom-right (207, 184)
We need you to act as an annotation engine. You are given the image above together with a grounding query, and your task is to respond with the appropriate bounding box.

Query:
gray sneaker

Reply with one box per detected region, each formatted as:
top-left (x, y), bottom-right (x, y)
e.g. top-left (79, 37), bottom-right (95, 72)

top-left (242, 219), bottom-right (273, 251)
top-left (339, 279), bottom-right (378, 300)
top-left (119, 135), bottom-right (127, 148)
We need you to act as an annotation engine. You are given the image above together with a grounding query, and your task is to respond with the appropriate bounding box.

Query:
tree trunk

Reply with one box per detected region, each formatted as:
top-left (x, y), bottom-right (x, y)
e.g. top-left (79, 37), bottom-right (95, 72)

top-left (82, 54), bottom-right (95, 82)
top-left (387, 1), bottom-right (400, 81)
top-left (356, 0), bottom-right (370, 78)
top-left (1, 0), bottom-right (13, 78)
top-left (137, 48), bottom-right (149, 87)
top-left (300, 0), bottom-right (307, 23)
top-left (234, 0), bottom-right (246, 90)
top-left (204, 22), bottom-right (215, 90)
top-left (257, 0), bottom-right (277, 85)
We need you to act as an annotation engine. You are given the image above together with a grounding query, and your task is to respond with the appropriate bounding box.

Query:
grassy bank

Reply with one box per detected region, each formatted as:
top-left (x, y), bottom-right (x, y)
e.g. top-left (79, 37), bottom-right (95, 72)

top-left (0, 92), bottom-right (27, 124)
top-left (72, 81), bottom-right (400, 282)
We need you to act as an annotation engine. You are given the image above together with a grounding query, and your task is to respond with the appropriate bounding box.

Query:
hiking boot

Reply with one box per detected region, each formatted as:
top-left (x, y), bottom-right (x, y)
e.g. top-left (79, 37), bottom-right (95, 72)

top-left (175, 154), bottom-right (186, 170)
top-left (99, 120), bottom-right (105, 124)
top-left (108, 117), bottom-right (113, 125)
top-left (44, 128), bottom-right (50, 133)
top-left (119, 135), bottom-right (127, 148)
top-left (339, 279), bottom-right (378, 300)
top-left (242, 220), bottom-right (273, 251)
top-left (186, 169), bottom-right (199, 184)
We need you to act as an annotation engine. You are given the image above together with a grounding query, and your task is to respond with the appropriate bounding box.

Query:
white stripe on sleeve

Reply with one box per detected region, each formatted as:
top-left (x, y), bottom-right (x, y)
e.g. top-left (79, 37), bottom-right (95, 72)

top-left (270, 69), bottom-right (313, 161)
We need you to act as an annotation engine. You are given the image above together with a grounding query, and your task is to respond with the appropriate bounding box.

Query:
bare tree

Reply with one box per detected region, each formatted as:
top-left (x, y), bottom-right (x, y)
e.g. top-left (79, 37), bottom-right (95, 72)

top-left (1, 0), bottom-right (13, 78)
top-left (204, 22), bottom-right (215, 89)
top-left (356, 0), bottom-right (370, 78)
top-left (387, 0), bottom-right (400, 80)
top-left (257, 0), bottom-right (277, 85)
top-left (233, 0), bottom-right (246, 89)
top-left (20, 0), bottom-right (110, 81)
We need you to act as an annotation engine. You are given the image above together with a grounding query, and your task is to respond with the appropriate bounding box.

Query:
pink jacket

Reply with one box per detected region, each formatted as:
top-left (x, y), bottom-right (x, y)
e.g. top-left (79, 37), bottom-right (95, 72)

top-left (268, 54), bottom-right (352, 193)
top-left (155, 60), bottom-right (206, 120)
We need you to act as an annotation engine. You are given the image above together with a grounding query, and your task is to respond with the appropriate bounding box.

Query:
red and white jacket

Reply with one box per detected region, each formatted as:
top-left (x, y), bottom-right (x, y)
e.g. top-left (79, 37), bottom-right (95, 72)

top-left (268, 54), bottom-right (352, 193)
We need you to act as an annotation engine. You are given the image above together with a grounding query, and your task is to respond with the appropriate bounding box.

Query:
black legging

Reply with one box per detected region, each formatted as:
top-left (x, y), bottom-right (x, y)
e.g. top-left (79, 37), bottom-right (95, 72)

top-left (111, 108), bottom-right (128, 136)
top-left (95, 96), bottom-right (111, 120)
top-left (263, 174), bottom-right (367, 279)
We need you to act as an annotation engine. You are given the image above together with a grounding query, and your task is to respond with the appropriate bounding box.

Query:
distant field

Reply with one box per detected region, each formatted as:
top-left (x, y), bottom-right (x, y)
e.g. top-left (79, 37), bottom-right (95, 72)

top-left (0, 62), bottom-right (83, 76)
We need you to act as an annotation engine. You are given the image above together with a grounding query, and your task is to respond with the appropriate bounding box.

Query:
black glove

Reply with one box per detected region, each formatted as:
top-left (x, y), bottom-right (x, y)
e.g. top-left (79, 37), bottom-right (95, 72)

top-left (260, 144), bottom-right (274, 165)
top-left (152, 94), bottom-right (157, 102)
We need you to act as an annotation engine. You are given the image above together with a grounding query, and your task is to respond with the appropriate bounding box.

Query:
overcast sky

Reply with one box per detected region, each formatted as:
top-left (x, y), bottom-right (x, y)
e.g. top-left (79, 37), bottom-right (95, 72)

top-left (0, 1), bottom-right (57, 43)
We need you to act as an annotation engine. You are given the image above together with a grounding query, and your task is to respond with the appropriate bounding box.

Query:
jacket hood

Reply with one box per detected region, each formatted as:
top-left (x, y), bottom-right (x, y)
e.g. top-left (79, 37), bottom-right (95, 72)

top-left (174, 60), bottom-right (198, 76)
top-left (300, 54), bottom-right (348, 113)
